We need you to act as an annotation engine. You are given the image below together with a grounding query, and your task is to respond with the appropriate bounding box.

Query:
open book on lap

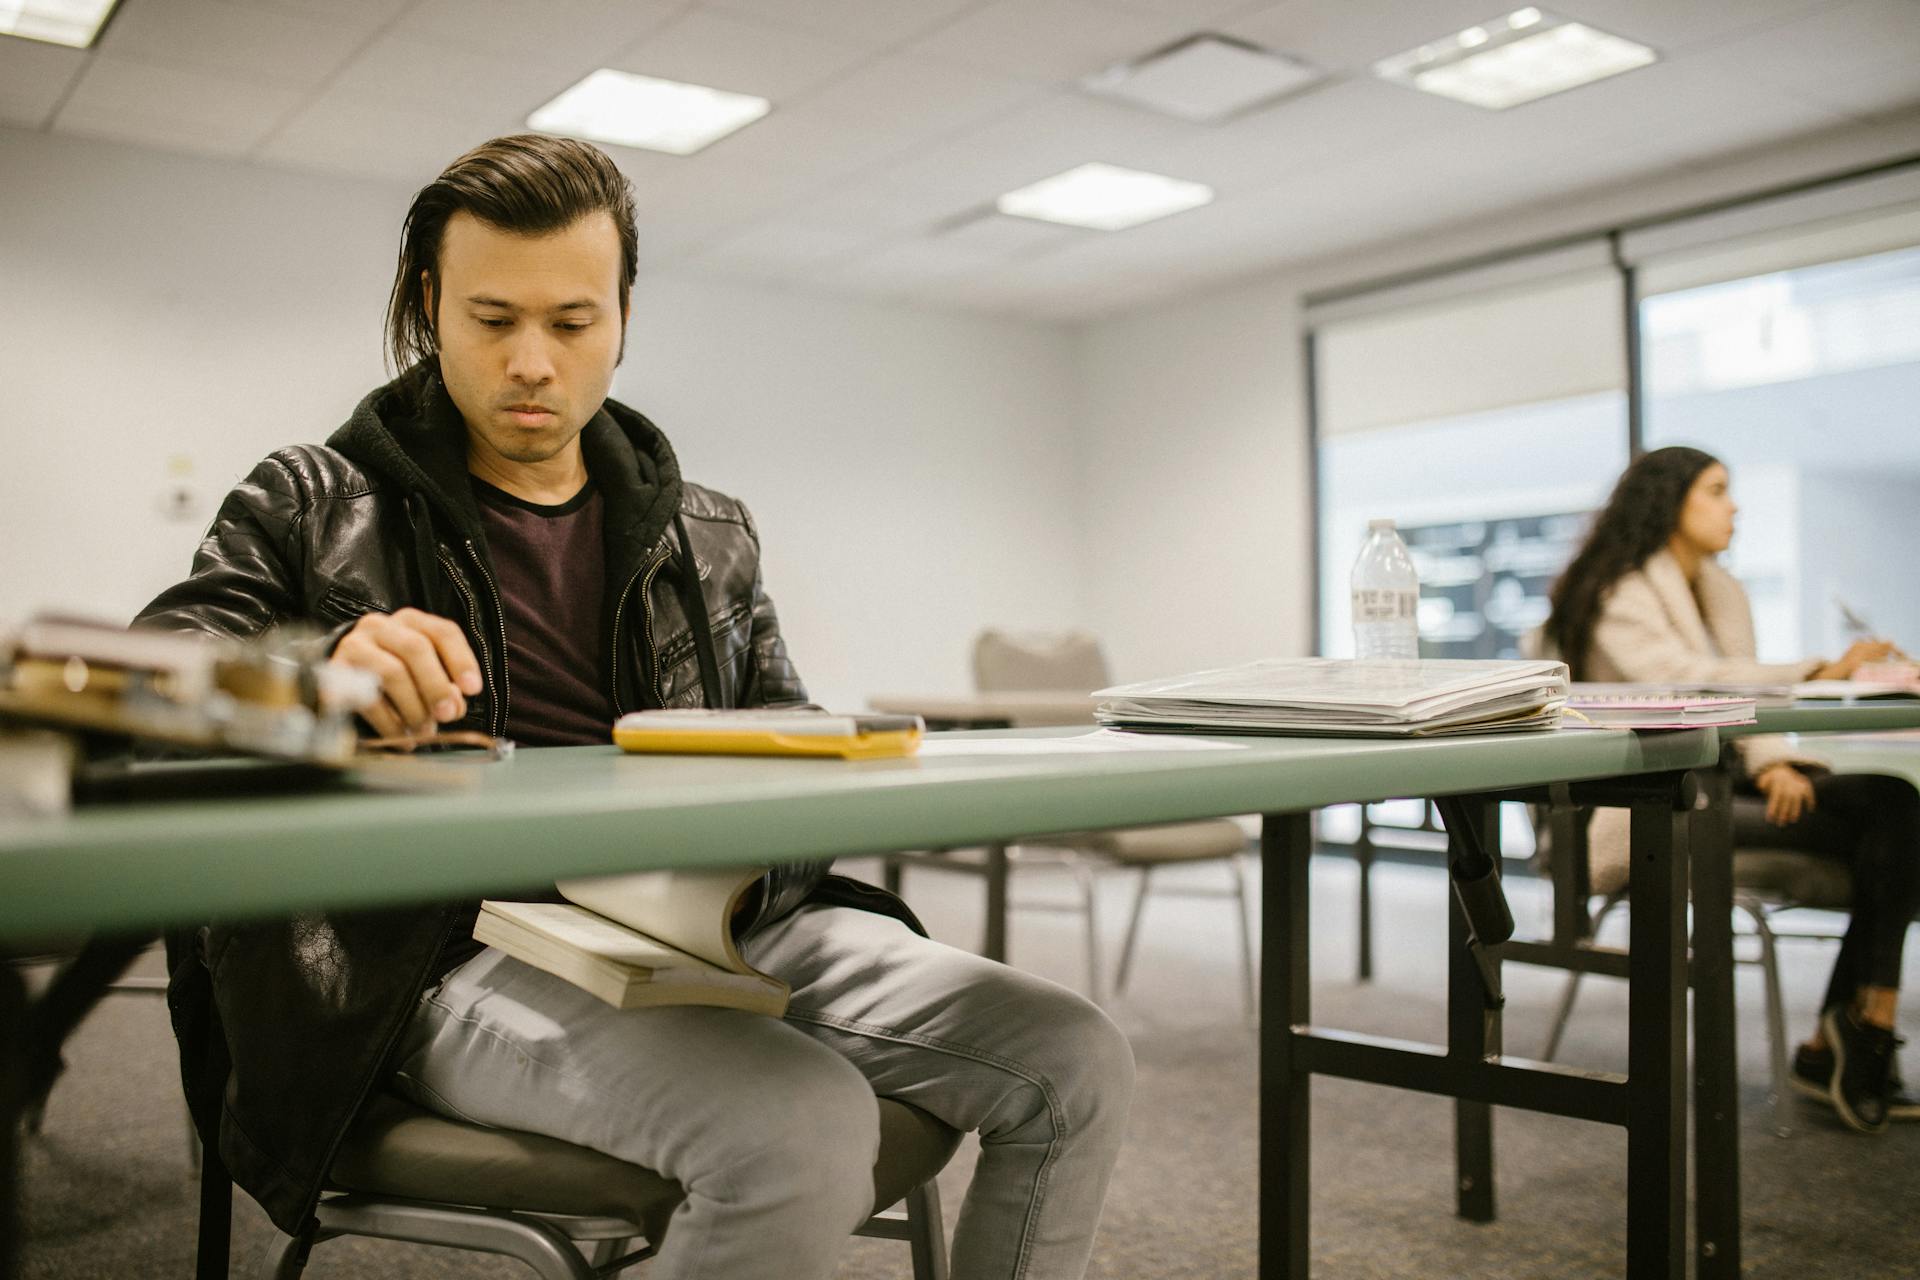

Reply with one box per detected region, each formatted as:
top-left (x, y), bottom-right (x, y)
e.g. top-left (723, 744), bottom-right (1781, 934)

top-left (477, 866), bottom-right (787, 1015)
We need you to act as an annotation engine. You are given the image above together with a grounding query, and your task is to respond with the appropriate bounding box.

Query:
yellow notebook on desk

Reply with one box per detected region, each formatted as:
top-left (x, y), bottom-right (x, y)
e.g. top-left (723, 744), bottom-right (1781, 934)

top-left (613, 709), bottom-right (923, 759)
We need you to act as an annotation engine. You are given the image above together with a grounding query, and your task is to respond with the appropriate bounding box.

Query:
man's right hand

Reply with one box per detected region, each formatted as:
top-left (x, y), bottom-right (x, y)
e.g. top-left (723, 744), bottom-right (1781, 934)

top-left (330, 608), bottom-right (484, 738)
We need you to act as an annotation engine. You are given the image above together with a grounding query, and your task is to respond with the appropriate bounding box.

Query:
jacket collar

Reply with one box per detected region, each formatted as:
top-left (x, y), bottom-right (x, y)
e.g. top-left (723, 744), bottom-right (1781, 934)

top-left (1638, 547), bottom-right (1756, 660)
top-left (326, 363), bottom-right (684, 578)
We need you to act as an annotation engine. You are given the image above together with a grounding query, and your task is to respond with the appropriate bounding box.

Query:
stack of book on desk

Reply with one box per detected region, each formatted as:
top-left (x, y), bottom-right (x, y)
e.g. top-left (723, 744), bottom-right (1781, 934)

top-left (1093, 658), bottom-right (1568, 737)
top-left (1564, 685), bottom-right (1758, 729)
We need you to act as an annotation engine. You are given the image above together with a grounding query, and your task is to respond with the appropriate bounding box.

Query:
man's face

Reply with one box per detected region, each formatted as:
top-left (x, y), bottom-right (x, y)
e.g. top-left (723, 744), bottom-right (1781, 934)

top-left (430, 209), bottom-right (626, 466)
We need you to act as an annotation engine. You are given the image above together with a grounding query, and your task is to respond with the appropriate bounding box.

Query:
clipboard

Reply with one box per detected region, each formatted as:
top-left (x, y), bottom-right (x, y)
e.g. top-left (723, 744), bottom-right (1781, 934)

top-left (613, 710), bottom-right (924, 759)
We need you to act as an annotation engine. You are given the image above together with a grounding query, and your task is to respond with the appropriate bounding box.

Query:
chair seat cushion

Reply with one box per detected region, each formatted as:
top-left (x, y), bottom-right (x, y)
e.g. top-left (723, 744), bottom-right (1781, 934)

top-left (1028, 818), bottom-right (1248, 863)
top-left (1732, 849), bottom-right (1853, 909)
top-left (331, 1091), bottom-right (961, 1222)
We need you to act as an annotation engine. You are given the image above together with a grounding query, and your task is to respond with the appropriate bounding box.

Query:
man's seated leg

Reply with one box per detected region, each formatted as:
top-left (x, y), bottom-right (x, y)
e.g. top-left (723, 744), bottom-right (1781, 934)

top-left (746, 905), bottom-right (1137, 1280)
top-left (391, 949), bottom-right (881, 1280)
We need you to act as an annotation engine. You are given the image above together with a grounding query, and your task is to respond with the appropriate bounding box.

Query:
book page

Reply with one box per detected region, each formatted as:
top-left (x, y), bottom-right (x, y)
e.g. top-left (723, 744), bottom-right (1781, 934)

top-left (554, 867), bottom-right (769, 972)
top-left (480, 901), bottom-right (719, 971)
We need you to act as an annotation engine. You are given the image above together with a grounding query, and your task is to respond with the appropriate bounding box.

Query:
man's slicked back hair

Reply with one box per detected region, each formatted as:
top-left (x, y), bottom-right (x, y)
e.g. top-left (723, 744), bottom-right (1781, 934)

top-left (386, 134), bottom-right (639, 374)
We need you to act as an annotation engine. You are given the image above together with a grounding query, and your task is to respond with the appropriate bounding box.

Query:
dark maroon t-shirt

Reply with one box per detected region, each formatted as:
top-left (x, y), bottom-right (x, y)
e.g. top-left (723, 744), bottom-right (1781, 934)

top-left (438, 476), bottom-right (616, 976)
top-left (471, 476), bottom-right (618, 747)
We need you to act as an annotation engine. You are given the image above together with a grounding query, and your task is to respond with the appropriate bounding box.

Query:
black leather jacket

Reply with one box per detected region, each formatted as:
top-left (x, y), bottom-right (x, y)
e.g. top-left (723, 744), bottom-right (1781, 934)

top-left (136, 364), bottom-right (915, 1236)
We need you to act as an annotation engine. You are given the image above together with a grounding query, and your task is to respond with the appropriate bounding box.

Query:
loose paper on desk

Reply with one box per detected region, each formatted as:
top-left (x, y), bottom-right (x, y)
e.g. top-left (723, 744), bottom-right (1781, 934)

top-left (1790, 680), bottom-right (1920, 701)
top-left (1563, 690), bottom-right (1756, 729)
top-left (1093, 658), bottom-right (1567, 737)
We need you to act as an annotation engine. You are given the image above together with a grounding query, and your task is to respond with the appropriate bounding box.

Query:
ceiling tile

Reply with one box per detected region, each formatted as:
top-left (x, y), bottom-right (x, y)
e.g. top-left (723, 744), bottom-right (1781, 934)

top-left (607, 8), bottom-right (872, 102)
top-left (0, 36), bottom-right (88, 129)
top-left (1222, 1), bottom-right (1530, 73)
top-left (1686, 0), bottom-right (1920, 120)
top-left (1450, 49), bottom-right (1855, 167)
top-left (1122, 75), bottom-right (1462, 196)
top-left (1550, 0), bottom-right (1839, 55)
top-left (53, 54), bottom-right (307, 156)
top-left (904, 0), bottom-right (1199, 83)
top-left (869, 92), bottom-right (1197, 221)
top-left (1087, 0), bottom-right (1267, 20)
top-left (323, 31), bottom-right (585, 118)
top-left (391, 0), bottom-right (687, 65)
top-left (700, 0), bottom-right (981, 50)
top-left (798, 55), bottom-right (1042, 154)
top-left (95, 0), bottom-right (370, 94)
top-left (227, 0), bottom-right (415, 32)
top-left (255, 92), bottom-right (515, 185)
top-left (689, 220), bottom-right (875, 280)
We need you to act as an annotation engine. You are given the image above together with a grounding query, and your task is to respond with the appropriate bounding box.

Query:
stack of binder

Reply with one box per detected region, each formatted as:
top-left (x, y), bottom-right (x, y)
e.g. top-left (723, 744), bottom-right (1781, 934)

top-left (1094, 658), bottom-right (1568, 737)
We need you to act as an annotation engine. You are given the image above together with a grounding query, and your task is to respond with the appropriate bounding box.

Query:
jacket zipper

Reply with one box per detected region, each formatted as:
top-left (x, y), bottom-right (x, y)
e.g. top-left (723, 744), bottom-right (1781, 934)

top-left (463, 541), bottom-right (512, 736)
top-left (436, 545), bottom-right (500, 737)
top-left (610, 548), bottom-right (671, 712)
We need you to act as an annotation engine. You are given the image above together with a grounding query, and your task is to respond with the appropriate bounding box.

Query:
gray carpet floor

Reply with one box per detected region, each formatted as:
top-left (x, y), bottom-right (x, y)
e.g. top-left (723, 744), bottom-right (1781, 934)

top-left (15, 852), bottom-right (1920, 1278)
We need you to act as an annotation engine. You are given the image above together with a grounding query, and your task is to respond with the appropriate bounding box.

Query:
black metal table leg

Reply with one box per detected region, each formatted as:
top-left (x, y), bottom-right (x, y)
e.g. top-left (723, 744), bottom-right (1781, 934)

top-left (2, 961), bottom-right (23, 1280)
top-left (1626, 778), bottom-right (1691, 1278)
top-left (1449, 799), bottom-right (1502, 1223)
top-left (1355, 823), bottom-right (1375, 983)
top-left (1690, 765), bottom-right (1740, 1277)
top-left (1262, 811), bottom-right (1313, 1278)
top-left (982, 843), bottom-right (1009, 963)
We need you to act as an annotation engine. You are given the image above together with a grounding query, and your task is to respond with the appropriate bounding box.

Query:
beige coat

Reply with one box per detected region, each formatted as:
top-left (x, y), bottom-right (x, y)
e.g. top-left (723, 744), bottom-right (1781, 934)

top-left (1574, 549), bottom-right (1825, 894)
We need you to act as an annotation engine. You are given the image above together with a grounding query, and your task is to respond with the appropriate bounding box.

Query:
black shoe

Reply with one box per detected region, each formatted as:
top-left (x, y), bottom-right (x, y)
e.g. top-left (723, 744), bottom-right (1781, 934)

top-left (1891, 1036), bottom-right (1920, 1122)
top-left (1790, 1043), bottom-right (1835, 1105)
top-left (1823, 1006), bottom-right (1896, 1133)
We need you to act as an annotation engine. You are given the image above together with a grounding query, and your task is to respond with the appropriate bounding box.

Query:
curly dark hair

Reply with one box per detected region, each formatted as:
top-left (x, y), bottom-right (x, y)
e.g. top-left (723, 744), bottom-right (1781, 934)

top-left (385, 134), bottom-right (639, 375)
top-left (1542, 445), bottom-right (1721, 678)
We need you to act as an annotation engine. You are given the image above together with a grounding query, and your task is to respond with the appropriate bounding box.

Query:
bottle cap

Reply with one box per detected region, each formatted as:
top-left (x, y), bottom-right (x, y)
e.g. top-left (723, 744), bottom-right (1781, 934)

top-left (1367, 518), bottom-right (1396, 531)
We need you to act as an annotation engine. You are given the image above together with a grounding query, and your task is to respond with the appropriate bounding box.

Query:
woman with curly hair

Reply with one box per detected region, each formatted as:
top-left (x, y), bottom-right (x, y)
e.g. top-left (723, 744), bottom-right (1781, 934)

top-left (1542, 445), bottom-right (1917, 1132)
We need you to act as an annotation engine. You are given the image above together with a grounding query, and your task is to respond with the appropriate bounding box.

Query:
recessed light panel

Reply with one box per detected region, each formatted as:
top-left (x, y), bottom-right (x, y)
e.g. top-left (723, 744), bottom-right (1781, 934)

top-left (1082, 34), bottom-right (1322, 124)
top-left (1374, 10), bottom-right (1657, 110)
top-left (996, 162), bottom-right (1213, 232)
top-left (528, 69), bottom-right (770, 156)
top-left (1, 0), bottom-right (120, 49)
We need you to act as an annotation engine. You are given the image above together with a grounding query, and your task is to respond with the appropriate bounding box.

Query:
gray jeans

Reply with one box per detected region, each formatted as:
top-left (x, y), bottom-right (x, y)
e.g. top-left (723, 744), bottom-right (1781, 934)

top-left (392, 904), bottom-right (1136, 1280)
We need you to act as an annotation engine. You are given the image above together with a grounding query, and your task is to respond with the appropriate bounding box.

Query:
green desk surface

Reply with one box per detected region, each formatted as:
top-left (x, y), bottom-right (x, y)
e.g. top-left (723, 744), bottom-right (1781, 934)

top-left (1735, 700), bottom-right (1920, 735)
top-left (0, 726), bottom-right (1718, 942)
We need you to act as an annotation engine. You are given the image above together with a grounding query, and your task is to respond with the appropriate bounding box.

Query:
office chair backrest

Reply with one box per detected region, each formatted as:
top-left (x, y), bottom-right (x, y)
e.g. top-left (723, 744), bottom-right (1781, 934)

top-left (972, 630), bottom-right (1111, 693)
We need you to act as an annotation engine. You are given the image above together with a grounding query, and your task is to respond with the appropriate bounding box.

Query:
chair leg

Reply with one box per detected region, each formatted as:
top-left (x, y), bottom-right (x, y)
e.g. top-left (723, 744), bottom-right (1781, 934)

top-left (1737, 895), bottom-right (1795, 1138)
top-left (315, 1199), bottom-right (598, 1280)
top-left (1076, 863), bottom-right (1103, 1004)
top-left (1540, 894), bottom-right (1624, 1063)
top-left (904, 1179), bottom-right (949, 1280)
top-left (256, 1228), bottom-right (315, 1280)
top-left (1231, 851), bottom-right (1258, 1022)
top-left (1113, 866), bottom-right (1153, 996)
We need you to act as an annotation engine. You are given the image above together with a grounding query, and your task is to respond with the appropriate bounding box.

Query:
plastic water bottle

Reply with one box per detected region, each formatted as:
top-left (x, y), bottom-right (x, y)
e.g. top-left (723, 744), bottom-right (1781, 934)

top-left (1351, 519), bottom-right (1421, 660)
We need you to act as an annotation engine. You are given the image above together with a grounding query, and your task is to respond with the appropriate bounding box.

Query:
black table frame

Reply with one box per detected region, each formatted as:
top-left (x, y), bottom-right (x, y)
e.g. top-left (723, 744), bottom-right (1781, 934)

top-left (1262, 765), bottom-right (1738, 1278)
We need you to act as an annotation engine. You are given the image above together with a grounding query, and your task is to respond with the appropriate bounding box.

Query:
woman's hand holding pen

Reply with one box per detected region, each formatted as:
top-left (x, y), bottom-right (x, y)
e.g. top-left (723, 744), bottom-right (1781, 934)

top-left (1811, 638), bottom-right (1901, 681)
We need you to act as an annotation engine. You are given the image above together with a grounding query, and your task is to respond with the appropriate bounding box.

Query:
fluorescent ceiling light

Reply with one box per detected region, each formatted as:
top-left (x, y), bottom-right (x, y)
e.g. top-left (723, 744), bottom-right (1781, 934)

top-left (996, 162), bottom-right (1213, 232)
top-left (528, 69), bottom-right (770, 156)
top-left (0, 0), bottom-right (120, 48)
top-left (1374, 10), bottom-right (1657, 110)
top-left (1081, 34), bottom-right (1322, 124)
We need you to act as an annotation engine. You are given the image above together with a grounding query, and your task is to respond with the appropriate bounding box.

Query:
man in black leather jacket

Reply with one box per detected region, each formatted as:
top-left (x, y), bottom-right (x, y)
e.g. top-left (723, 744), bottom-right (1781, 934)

top-left (139, 136), bottom-right (1132, 1280)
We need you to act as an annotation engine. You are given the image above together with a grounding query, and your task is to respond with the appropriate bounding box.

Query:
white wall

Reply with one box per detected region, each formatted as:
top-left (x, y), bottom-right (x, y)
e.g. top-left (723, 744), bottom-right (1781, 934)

top-left (1073, 277), bottom-right (1312, 681)
top-left (1798, 472), bottom-right (1920, 659)
top-left (1071, 110), bottom-right (1920, 675)
top-left (0, 127), bottom-right (1085, 710)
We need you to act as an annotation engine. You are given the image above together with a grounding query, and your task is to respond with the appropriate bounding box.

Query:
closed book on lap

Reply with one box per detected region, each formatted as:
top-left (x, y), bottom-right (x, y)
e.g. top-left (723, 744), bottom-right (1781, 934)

top-left (476, 866), bottom-right (787, 1015)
